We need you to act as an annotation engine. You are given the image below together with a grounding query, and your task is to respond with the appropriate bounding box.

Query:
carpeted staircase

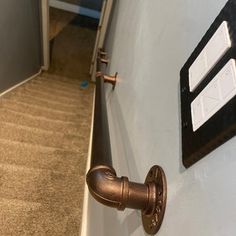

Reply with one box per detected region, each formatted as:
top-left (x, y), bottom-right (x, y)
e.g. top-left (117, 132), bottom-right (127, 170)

top-left (0, 73), bottom-right (93, 235)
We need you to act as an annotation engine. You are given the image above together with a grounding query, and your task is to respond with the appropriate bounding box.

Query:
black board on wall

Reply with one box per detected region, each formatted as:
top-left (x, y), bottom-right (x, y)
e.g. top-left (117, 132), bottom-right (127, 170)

top-left (180, 0), bottom-right (236, 168)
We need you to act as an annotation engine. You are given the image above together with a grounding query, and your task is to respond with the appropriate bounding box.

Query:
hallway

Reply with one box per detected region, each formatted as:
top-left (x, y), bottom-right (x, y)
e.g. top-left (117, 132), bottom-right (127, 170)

top-left (49, 7), bottom-right (97, 79)
top-left (0, 7), bottom-right (96, 235)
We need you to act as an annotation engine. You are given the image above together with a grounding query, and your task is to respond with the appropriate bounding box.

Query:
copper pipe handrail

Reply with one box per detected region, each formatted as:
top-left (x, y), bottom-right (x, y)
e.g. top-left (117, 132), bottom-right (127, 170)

top-left (86, 50), bottom-right (167, 235)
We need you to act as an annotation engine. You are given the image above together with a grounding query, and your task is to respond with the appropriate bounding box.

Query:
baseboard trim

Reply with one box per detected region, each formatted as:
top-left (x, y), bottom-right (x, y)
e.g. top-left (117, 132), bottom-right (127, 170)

top-left (0, 69), bottom-right (42, 97)
top-left (80, 89), bottom-right (95, 236)
top-left (49, 0), bottom-right (100, 19)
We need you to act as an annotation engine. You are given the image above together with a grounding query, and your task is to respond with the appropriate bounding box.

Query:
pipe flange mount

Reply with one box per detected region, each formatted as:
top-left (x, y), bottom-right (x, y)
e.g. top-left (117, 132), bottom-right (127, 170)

top-left (142, 165), bottom-right (167, 235)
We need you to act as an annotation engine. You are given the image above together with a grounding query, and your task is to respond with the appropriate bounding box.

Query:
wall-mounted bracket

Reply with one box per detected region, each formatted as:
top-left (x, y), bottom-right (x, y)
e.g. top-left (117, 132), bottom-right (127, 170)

top-left (95, 71), bottom-right (103, 78)
top-left (98, 48), bottom-right (107, 58)
top-left (104, 72), bottom-right (117, 90)
top-left (142, 166), bottom-right (167, 235)
top-left (95, 72), bottom-right (117, 90)
top-left (99, 57), bottom-right (109, 66)
top-left (86, 165), bottom-right (167, 235)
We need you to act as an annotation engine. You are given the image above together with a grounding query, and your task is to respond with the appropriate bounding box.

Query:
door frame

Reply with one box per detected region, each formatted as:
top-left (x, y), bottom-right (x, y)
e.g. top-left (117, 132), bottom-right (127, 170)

top-left (41, 0), bottom-right (50, 71)
top-left (41, 0), bottom-right (112, 76)
top-left (90, 0), bottom-right (113, 81)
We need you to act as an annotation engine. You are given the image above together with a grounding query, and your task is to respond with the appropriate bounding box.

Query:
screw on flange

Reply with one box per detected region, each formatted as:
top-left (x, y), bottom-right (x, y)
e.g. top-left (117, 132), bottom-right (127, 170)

top-left (181, 87), bottom-right (187, 93)
top-left (183, 121), bottom-right (188, 128)
top-left (99, 57), bottom-right (109, 66)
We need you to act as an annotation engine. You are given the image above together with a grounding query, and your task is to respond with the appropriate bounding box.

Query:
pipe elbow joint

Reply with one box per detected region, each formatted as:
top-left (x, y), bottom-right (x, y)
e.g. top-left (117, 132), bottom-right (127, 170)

top-left (86, 165), bottom-right (129, 210)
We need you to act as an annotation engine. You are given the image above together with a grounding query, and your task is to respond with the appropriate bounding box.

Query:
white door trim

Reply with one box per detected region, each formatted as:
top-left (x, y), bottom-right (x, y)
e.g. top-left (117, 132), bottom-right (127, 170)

top-left (80, 91), bottom-right (96, 236)
top-left (90, 0), bottom-right (113, 81)
top-left (0, 70), bottom-right (42, 97)
top-left (41, 0), bottom-right (50, 71)
top-left (49, 0), bottom-right (101, 19)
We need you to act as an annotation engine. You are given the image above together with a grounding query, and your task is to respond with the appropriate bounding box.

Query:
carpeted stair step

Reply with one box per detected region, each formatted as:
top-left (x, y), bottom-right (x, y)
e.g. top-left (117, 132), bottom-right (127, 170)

top-left (38, 76), bottom-right (91, 92)
top-left (0, 108), bottom-right (89, 135)
top-left (25, 80), bottom-right (88, 99)
top-left (0, 163), bottom-right (84, 209)
top-left (0, 197), bottom-right (82, 235)
top-left (0, 108), bottom-right (88, 136)
top-left (36, 77), bottom-right (94, 96)
top-left (30, 79), bottom-right (84, 95)
top-left (18, 79), bottom-right (93, 101)
top-left (3, 92), bottom-right (84, 114)
top-left (0, 99), bottom-right (84, 123)
top-left (36, 75), bottom-right (83, 90)
top-left (23, 82), bottom-right (92, 104)
top-left (10, 85), bottom-right (85, 106)
top-left (40, 73), bottom-right (85, 86)
top-left (0, 138), bottom-right (87, 175)
top-left (0, 11), bottom-right (98, 233)
top-left (0, 122), bottom-right (83, 152)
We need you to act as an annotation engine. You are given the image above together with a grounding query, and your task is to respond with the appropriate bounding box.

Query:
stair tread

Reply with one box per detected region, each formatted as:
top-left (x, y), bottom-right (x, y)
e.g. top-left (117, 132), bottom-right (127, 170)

top-left (0, 108), bottom-right (90, 136)
top-left (1, 96), bottom-right (86, 116)
top-left (6, 91), bottom-right (82, 111)
top-left (0, 197), bottom-right (82, 236)
top-left (14, 86), bottom-right (88, 105)
top-left (0, 163), bottom-right (84, 209)
top-left (33, 77), bottom-right (85, 92)
top-left (25, 81), bottom-right (92, 99)
top-left (0, 138), bottom-right (87, 175)
top-left (1, 99), bottom-right (87, 123)
top-left (0, 122), bottom-right (86, 152)
top-left (0, 71), bottom-right (93, 235)
top-left (40, 73), bottom-right (85, 85)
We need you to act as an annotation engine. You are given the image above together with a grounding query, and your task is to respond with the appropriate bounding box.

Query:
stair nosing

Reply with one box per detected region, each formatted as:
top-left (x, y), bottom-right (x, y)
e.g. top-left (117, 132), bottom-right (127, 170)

top-left (0, 136), bottom-right (83, 153)
top-left (9, 92), bottom-right (81, 109)
top-left (1, 121), bottom-right (83, 138)
top-left (0, 107), bottom-right (82, 126)
top-left (0, 162), bottom-right (82, 179)
top-left (1, 97), bottom-right (83, 116)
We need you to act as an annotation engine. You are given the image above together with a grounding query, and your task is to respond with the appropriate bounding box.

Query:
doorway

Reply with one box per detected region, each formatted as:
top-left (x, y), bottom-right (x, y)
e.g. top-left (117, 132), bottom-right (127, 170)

top-left (41, 0), bottom-right (113, 80)
top-left (48, 7), bottom-right (98, 79)
top-left (41, 0), bottom-right (101, 79)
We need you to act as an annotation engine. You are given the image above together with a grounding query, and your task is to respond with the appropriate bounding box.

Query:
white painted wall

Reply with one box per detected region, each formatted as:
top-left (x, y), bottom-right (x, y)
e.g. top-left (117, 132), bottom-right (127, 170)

top-left (86, 0), bottom-right (236, 235)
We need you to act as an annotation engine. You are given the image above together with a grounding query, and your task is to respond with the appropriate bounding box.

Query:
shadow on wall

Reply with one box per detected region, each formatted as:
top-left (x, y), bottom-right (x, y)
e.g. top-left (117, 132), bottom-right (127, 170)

top-left (104, 0), bottom-right (187, 178)
top-left (59, 0), bottom-right (103, 11)
top-left (104, 0), bottom-right (120, 55)
top-left (178, 81), bottom-right (186, 174)
top-left (105, 85), bottom-right (152, 236)
top-left (106, 87), bottom-right (141, 180)
top-left (103, 209), bottom-right (144, 236)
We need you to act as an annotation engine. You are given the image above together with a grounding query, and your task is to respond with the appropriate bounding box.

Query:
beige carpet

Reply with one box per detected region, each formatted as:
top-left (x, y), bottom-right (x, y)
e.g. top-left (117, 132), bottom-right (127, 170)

top-left (0, 73), bottom-right (94, 235)
top-left (49, 8), bottom-right (97, 80)
top-left (0, 11), bottom-right (96, 235)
